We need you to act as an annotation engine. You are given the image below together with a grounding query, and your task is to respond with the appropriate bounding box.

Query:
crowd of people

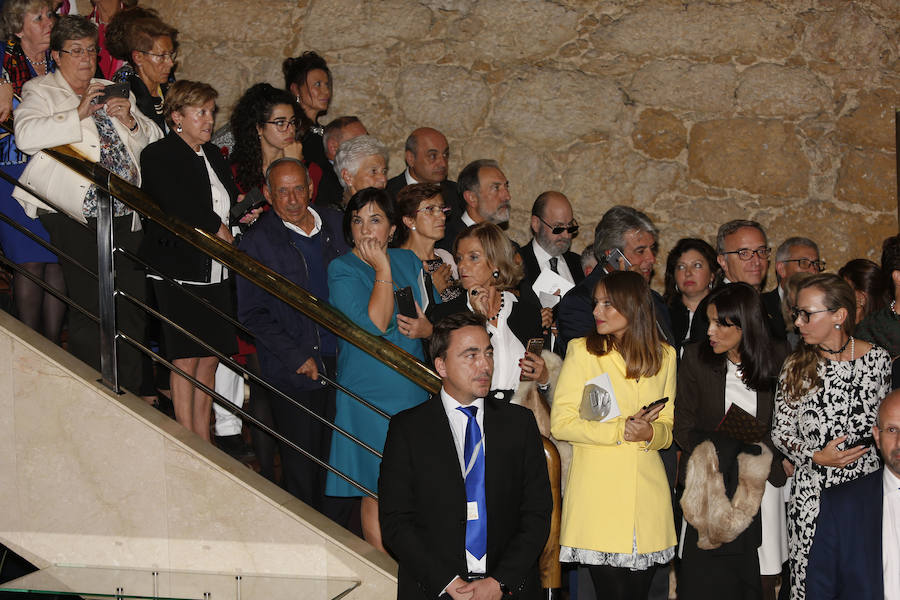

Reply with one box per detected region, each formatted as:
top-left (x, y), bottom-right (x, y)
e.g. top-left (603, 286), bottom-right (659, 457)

top-left (0, 3), bottom-right (897, 600)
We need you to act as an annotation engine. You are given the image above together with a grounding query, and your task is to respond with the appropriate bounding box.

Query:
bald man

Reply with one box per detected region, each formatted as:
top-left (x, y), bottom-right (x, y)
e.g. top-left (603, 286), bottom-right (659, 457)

top-left (519, 192), bottom-right (584, 354)
top-left (386, 128), bottom-right (462, 240)
top-left (807, 389), bottom-right (900, 600)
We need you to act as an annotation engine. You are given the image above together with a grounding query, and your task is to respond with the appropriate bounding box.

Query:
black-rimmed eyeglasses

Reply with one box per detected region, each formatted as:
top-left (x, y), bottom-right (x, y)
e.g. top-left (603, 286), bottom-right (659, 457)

top-left (721, 247), bottom-right (772, 261)
top-left (264, 118), bottom-right (297, 132)
top-left (782, 258), bottom-right (826, 272)
top-left (537, 215), bottom-right (579, 235)
top-left (790, 306), bottom-right (834, 324)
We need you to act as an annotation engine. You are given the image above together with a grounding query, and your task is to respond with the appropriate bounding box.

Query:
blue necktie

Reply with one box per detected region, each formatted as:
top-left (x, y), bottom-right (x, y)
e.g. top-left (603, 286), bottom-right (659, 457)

top-left (457, 405), bottom-right (487, 560)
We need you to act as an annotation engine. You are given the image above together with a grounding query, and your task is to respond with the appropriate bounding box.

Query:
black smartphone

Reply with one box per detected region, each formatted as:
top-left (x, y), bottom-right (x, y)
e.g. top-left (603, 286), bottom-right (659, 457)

top-left (229, 187), bottom-right (267, 225)
top-left (844, 435), bottom-right (875, 449)
top-left (394, 286), bottom-right (417, 318)
top-left (520, 338), bottom-right (545, 381)
top-left (98, 82), bottom-right (130, 104)
top-left (642, 397), bottom-right (669, 411)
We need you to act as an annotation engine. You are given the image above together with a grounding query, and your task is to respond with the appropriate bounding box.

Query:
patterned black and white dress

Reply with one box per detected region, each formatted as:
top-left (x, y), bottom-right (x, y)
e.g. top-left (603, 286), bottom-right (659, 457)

top-left (772, 346), bottom-right (890, 600)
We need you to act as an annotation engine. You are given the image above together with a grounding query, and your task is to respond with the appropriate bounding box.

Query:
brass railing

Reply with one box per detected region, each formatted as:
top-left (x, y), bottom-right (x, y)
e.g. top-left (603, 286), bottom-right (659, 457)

top-left (34, 139), bottom-right (442, 394)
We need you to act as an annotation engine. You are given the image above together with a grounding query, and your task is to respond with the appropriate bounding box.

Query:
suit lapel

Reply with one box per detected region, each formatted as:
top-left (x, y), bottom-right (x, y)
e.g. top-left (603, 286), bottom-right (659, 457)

top-left (424, 396), bottom-right (468, 502)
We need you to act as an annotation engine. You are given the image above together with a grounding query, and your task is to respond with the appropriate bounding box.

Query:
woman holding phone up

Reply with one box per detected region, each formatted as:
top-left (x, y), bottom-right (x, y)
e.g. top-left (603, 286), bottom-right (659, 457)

top-left (551, 270), bottom-right (677, 600)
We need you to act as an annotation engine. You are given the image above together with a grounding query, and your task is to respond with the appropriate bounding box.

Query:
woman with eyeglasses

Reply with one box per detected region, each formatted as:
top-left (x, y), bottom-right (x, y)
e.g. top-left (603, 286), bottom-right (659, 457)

top-left (14, 15), bottom-right (160, 398)
top-left (392, 182), bottom-right (461, 304)
top-left (772, 273), bottom-right (890, 600)
top-left (104, 7), bottom-right (177, 134)
top-left (229, 83), bottom-right (311, 200)
top-left (551, 270), bottom-right (677, 600)
top-left (663, 238), bottom-right (720, 355)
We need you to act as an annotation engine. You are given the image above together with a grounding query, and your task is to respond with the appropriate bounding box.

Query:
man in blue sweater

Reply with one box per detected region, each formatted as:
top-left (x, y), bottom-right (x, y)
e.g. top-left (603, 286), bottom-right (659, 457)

top-left (236, 158), bottom-right (348, 514)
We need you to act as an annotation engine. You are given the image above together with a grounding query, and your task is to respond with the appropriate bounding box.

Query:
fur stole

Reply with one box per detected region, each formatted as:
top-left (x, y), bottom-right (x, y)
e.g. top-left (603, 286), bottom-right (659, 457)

top-left (511, 350), bottom-right (572, 493)
top-left (681, 439), bottom-right (772, 549)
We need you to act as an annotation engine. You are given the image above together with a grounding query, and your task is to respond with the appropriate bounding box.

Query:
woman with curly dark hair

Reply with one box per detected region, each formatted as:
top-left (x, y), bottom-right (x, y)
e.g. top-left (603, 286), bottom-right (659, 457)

top-left (229, 82), bottom-right (307, 194)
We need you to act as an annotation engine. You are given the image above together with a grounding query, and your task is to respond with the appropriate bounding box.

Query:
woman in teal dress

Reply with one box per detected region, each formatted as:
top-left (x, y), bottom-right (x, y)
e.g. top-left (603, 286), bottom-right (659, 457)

top-left (326, 187), bottom-right (431, 551)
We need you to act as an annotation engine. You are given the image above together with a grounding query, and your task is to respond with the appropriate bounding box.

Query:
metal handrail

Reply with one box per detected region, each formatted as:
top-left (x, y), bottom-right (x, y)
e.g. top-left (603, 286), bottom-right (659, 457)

top-left (0, 119), bottom-right (441, 395)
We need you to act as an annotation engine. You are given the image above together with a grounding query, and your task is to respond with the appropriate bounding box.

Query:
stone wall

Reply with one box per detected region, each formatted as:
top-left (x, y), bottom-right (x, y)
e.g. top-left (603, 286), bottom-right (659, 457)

top-left (141, 0), bottom-right (898, 287)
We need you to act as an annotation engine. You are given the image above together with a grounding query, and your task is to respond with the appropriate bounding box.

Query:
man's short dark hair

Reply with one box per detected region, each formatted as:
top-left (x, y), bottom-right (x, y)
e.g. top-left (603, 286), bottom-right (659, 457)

top-left (429, 312), bottom-right (487, 362)
top-left (716, 219), bottom-right (767, 254)
top-left (457, 159), bottom-right (500, 197)
top-left (531, 191), bottom-right (555, 218)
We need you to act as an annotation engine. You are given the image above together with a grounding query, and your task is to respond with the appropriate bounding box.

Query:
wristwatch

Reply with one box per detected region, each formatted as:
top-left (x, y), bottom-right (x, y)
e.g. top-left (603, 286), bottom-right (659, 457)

top-left (497, 580), bottom-right (513, 597)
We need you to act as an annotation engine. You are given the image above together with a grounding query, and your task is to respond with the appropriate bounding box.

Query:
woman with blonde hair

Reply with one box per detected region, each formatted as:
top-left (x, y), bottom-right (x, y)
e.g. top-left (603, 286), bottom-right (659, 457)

top-left (427, 222), bottom-right (547, 401)
top-left (551, 270), bottom-right (677, 599)
top-left (772, 273), bottom-right (890, 600)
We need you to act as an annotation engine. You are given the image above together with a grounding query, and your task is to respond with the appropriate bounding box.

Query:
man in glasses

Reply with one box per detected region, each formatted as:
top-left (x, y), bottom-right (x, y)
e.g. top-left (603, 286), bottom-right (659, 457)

top-left (712, 219), bottom-right (786, 340)
top-left (520, 192), bottom-right (584, 354)
top-left (764, 237), bottom-right (824, 343)
top-left (386, 127), bottom-right (461, 235)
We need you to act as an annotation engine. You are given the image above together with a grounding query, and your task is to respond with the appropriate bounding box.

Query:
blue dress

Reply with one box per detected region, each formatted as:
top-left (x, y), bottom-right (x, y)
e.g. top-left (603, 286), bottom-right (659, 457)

top-left (325, 248), bottom-right (429, 497)
top-left (0, 97), bottom-right (57, 264)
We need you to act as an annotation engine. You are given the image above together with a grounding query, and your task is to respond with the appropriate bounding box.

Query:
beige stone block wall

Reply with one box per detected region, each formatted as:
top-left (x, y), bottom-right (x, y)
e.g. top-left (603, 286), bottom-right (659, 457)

top-left (0, 312), bottom-right (396, 599)
top-left (143, 0), bottom-right (897, 287)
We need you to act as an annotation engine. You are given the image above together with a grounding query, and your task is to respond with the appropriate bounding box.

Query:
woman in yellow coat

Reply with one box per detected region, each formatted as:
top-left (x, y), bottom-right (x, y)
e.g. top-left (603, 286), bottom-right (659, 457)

top-left (550, 270), bottom-right (677, 599)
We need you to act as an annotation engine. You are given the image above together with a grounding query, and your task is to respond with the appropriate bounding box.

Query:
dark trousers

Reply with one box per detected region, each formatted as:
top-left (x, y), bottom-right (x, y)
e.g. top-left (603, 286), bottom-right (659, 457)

top-left (268, 356), bottom-right (336, 512)
top-left (588, 564), bottom-right (658, 600)
top-left (40, 213), bottom-right (147, 394)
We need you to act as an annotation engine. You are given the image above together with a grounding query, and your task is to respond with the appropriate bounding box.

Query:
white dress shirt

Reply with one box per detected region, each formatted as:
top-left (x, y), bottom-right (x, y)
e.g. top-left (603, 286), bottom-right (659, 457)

top-left (884, 467), bottom-right (900, 600)
top-left (282, 206), bottom-right (322, 237)
top-left (441, 389), bottom-right (488, 576)
top-left (467, 291), bottom-right (525, 392)
top-left (530, 239), bottom-right (574, 284)
top-left (461, 211), bottom-right (477, 227)
top-left (403, 167), bottom-right (418, 186)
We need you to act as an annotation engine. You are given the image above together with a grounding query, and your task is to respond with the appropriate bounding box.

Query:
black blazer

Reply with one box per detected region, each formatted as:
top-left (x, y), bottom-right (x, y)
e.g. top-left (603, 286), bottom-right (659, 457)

top-left (518, 239), bottom-right (584, 291)
top-left (426, 292), bottom-right (543, 348)
top-left (674, 341), bottom-right (789, 488)
top-left (760, 287), bottom-right (788, 340)
top-left (379, 396), bottom-right (552, 600)
top-left (139, 132), bottom-right (239, 282)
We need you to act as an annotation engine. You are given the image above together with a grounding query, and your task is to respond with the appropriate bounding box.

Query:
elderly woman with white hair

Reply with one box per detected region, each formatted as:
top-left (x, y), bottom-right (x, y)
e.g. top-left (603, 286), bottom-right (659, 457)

top-left (333, 133), bottom-right (388, 208)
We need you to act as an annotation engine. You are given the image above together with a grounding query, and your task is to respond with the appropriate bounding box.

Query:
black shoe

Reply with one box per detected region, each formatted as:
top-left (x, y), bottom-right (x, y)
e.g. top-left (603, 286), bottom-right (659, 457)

top-left (215, 434), bottom-right (256, 461)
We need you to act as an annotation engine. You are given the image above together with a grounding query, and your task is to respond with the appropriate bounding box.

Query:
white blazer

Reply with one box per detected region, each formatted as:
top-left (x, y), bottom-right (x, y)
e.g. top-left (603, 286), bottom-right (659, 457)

top-left (12, 69), bottom-right (162, 227)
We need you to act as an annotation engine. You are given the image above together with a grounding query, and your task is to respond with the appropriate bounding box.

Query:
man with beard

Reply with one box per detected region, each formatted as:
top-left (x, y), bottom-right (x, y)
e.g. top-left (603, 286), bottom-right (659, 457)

top-left (520, 192), bottom-right (584, 354)
top-left (442, 159), bottom-right (512, 251)
top-left (807, 389), bottom-right (900, 600)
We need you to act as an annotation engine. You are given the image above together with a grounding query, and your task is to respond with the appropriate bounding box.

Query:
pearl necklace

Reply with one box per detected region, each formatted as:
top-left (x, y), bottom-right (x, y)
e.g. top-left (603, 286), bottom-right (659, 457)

top-left (25, 55), bottom-right (47, 67)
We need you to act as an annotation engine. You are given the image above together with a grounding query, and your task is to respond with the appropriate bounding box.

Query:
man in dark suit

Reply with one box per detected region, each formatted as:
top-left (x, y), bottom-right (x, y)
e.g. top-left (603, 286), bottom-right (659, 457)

top-left (441, 159), bottom-right (512, 252)
top-left (237, 158), bottom-right (348, 514)
top-left (379, 311), bottom-right (552, 600)
top-left (314, 116), bottom-right (367, 211)
top-left (386, 127), bottom-right (461, 223)
top-left (761, 236), bottom-right (823, 345)
top-left (519, 191), bottom-right (584, 354)
top-left (807, 389), bottom-right (900, 600)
